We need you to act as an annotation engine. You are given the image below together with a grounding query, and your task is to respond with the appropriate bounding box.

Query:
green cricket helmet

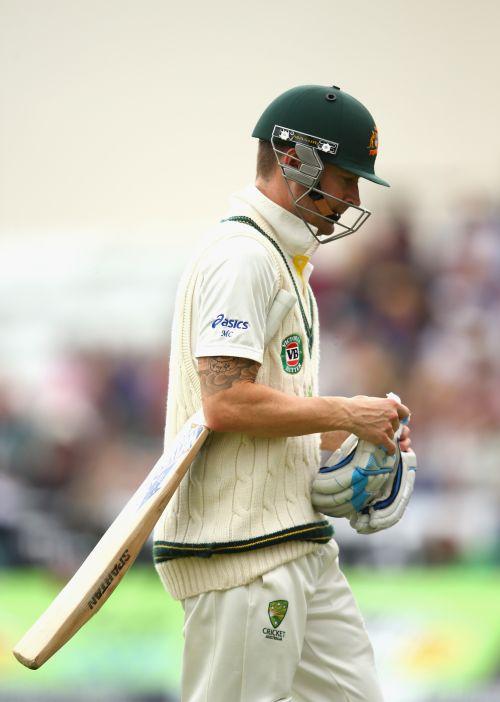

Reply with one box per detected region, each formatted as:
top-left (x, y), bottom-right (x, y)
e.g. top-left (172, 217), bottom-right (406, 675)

top-left (252, 84), bottom-right (389, 243)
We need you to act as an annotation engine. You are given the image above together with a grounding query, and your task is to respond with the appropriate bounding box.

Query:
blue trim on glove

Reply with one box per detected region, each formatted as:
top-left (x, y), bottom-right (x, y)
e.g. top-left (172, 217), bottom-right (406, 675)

top-left (319, 445), bottom-right (357, 473)
top-left (368, 453), bottom-right (403, 512)
top-left (351, 469), bottom-right (370, 511)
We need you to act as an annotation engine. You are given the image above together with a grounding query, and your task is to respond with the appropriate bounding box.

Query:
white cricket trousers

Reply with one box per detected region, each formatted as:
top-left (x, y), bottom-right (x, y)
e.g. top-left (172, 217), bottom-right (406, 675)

top-left (180, 541), bottom-right (384, 702)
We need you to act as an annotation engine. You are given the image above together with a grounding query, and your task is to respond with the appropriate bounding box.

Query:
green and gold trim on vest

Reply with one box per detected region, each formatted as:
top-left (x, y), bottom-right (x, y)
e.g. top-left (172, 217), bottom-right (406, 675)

top-left (153, 519), bottom-right (333, 563)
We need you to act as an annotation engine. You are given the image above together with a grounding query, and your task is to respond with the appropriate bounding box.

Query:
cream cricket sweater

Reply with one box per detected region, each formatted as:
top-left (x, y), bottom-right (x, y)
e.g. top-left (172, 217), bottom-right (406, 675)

top-left (153, 187), bottom-right (336, 601)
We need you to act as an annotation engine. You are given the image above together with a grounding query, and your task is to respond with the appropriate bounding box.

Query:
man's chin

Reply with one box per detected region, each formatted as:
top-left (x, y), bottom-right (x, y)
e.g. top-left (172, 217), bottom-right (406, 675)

top-left (318, 221), bottom-right (335, 235)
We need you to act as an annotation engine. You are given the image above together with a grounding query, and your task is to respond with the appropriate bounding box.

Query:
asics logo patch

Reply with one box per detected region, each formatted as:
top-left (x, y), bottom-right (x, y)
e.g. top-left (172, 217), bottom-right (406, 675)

top-left (211, 314), bottom-right (250, 330)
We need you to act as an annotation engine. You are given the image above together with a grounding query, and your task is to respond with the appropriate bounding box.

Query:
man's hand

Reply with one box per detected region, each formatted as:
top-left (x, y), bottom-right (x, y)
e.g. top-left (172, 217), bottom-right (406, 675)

top-left (320, 424), bottom-right (411, 454)
top-left (337, 395), bottom-right (410, 455)
top-left (398, 424), bottom-right (412, 452)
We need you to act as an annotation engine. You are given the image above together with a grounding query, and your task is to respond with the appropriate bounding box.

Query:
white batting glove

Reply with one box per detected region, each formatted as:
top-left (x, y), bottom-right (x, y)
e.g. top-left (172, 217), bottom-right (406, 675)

top-left (349, 391), bottom-right (416, 533)
top-left (349, 447), bottom-right (417, 534)
top-left (311, 434), bottom-right (398, 518)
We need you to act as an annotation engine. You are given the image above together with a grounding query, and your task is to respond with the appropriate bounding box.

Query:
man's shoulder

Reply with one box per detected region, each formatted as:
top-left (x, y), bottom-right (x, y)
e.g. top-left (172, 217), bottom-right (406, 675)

top-left (199, 225), bottom-right (279, 271)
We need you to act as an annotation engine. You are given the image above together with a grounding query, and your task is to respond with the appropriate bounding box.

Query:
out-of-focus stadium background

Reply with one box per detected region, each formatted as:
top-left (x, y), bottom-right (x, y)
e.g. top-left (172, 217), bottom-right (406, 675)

top-left (1, 1), bottom-right (500, 700)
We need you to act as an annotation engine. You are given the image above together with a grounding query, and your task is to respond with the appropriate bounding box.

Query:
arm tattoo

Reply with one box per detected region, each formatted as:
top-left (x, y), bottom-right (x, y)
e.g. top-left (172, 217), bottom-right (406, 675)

top-left (198, 356), bottom-right (260, 397)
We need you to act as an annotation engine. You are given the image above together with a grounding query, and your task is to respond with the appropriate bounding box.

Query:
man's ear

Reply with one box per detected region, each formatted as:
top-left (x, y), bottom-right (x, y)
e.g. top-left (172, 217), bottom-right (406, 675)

top-left (280, 147), bottom-right (301, 170)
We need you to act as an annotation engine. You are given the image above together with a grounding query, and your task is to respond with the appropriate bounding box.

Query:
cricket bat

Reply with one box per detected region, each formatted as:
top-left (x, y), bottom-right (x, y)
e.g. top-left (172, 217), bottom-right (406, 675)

top-left (13, 410), bottom-right (210, 669)
top-left (13, 287), bottom-right (296, 670)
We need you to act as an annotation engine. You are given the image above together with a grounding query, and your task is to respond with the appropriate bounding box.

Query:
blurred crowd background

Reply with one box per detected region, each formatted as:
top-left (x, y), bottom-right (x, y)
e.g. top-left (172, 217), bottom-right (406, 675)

top-left (2, 201), bottom-right (500, 576)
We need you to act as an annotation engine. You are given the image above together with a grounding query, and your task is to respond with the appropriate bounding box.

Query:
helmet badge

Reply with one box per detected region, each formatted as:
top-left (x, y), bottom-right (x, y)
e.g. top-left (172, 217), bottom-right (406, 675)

top-left (368, 127), bottom-right (378, 157)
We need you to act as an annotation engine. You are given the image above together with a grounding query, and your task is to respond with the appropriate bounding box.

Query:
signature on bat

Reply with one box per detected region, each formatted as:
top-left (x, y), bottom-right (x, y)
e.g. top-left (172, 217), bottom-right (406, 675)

top-left (137, 423), bottom-right (205, 509)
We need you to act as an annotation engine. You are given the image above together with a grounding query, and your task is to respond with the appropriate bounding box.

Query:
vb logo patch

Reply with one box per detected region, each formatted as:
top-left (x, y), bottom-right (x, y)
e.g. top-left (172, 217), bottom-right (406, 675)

top-left (262, 600), bottom-right (288, 641)
top-left (281, 334), bottom-right (303, 374)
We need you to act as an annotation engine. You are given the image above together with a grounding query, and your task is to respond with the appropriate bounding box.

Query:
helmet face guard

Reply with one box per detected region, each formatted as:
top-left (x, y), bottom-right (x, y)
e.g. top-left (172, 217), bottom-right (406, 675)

top-left (271, 125), bottom-right (372, 244)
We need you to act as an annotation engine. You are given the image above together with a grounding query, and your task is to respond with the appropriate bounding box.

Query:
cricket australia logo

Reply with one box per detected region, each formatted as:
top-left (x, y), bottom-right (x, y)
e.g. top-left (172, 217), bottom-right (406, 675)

top-left (281, 334), bottom-right (303, 374)
top-left (268, 600), bottom-right (288, 627)
top-left (262, 599), bottom-right (288, 641)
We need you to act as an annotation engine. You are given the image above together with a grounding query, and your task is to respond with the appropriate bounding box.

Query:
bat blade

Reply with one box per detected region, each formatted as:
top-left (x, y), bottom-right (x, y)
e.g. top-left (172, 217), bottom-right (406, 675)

top-left (13, 411), bottom-right (210, 670)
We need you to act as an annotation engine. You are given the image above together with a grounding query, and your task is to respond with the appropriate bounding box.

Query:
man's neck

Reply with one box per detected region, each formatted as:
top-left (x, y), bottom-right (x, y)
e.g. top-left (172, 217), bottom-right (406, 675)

top-left (254, 179), bottom-right (294, 217)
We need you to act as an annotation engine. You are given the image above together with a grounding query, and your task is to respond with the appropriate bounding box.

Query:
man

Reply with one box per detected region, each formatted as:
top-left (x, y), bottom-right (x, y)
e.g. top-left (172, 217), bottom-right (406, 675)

top-left (153, 84), bottom-right (412, 701)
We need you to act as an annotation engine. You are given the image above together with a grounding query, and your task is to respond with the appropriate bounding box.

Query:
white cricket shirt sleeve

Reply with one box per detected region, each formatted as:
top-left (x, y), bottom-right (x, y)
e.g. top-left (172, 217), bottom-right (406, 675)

top-left (192, 237), bottom-right (279, 364)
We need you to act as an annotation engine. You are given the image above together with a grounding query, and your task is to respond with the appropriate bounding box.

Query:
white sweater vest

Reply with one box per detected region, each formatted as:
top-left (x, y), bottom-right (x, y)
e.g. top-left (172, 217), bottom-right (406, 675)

top-left (153, 203), bottom-right (335, 601)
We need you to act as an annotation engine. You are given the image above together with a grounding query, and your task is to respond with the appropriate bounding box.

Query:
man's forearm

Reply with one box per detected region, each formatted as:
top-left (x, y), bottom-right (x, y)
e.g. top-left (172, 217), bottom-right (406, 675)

top-left (202, 381), bottom-right (349, 438)
top-left (198, 355), bottom-right (409, 453)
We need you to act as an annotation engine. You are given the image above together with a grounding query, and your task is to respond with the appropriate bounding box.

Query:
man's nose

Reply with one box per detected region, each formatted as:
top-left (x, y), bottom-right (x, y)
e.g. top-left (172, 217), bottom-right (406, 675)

top-left (345, 184), bottom-right (360, 207)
